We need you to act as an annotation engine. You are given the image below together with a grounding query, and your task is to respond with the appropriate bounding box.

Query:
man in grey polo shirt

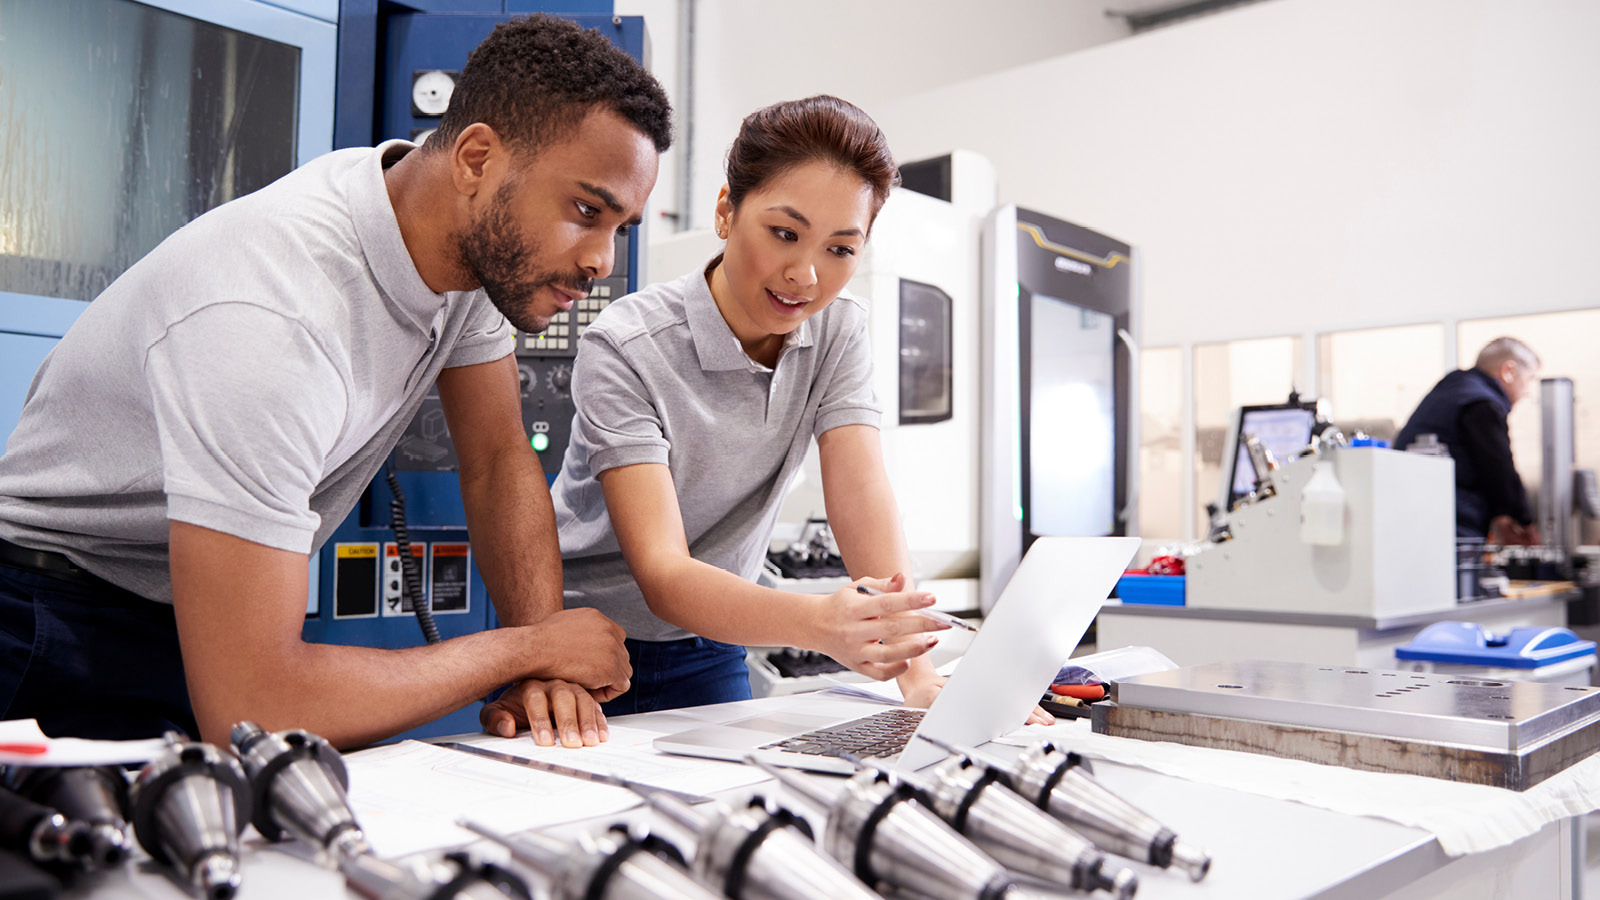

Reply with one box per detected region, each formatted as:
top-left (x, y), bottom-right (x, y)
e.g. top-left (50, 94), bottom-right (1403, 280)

top-left (0, 15), bottom-right (669, 749)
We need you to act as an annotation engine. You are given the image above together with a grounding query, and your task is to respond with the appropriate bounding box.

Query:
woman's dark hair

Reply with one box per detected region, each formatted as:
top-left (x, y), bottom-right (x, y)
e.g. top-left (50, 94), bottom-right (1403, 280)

top-left (725, 95), bottom-right (899, 216)
top-left (430, 13), bottom-right (672, 156)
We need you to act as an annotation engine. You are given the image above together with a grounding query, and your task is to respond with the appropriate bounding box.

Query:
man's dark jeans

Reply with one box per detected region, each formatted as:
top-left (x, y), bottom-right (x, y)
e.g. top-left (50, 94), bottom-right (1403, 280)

top-left (0, 562), bottom-right (196, 740)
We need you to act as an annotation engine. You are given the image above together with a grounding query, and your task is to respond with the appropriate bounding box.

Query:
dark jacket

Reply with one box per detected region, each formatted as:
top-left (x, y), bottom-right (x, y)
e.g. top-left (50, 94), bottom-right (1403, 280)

top-left (1394, 368), bottom-right (1532, 537)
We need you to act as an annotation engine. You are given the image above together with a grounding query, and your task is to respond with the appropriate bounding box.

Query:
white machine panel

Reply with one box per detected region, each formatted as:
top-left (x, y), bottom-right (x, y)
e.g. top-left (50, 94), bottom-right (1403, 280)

top-left (1185, 447), bottom-right (1456, 617)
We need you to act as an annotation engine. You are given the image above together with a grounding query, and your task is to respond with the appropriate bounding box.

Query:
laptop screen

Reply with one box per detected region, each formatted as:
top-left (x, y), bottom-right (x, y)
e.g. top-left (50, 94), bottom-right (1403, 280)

top-left (898, 535), bottom-right (1140, 771)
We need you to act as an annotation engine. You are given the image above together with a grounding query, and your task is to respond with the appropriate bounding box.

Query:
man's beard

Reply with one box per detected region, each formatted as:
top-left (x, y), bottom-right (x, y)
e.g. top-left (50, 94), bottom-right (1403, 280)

top-left (458, 180), bottom-right (592, 334)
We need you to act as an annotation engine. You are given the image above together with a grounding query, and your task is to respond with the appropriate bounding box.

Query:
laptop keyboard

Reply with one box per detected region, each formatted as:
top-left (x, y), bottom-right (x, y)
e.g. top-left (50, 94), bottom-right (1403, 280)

top-left (760, 708), bottom-right (926, 759)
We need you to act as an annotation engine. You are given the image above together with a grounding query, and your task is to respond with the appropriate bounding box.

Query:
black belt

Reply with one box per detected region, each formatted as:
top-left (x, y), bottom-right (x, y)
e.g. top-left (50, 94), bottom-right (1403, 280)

top-left (0, 537), bottom-right (103, 585)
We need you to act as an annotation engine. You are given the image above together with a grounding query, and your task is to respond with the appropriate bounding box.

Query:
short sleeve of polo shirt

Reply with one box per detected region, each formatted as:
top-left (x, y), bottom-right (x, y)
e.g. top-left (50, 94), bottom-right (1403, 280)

top-left (444, 295), bottom-right (515, 368)
top-left (143, 303), bottom-right (348, 553)
top-left (813, 317), bottom-right (881, 437)
top-left (570, 332), bottom-right (671, 475)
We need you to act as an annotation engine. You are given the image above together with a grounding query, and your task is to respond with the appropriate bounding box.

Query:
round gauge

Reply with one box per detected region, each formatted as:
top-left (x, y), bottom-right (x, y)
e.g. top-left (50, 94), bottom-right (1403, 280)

top-left (547, 364), bottom-right (573, 395)
top-left (411, 70), bottom-right (456, 117)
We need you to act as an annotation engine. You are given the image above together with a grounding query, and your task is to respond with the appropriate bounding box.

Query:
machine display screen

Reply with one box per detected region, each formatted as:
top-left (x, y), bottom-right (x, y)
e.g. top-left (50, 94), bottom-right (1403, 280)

top-left (1028, 293), bottom-right (1116, 536)
top-left (1228, 406), bottom-right (1318, 501)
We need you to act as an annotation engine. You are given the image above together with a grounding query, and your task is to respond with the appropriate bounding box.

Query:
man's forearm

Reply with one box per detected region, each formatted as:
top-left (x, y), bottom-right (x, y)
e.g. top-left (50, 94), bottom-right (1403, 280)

top-left (460, 445), bottom-right (564, 626)
top-left (189, 625), bottom-right (540, 749)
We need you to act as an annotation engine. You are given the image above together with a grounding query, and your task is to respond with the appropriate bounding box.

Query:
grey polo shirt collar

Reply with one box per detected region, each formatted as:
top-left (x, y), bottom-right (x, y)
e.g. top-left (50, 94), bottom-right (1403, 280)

top-left (349, 140), bottom-right (446, 336)
top-left (686, 255), bottom-right (813, 374)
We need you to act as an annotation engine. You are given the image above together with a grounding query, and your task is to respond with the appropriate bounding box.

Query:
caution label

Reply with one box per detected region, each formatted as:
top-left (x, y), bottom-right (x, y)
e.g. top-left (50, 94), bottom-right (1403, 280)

top-left (332, 543), bottom-right (378, 619)
top-left (428, 543), bottom-right (470, 614)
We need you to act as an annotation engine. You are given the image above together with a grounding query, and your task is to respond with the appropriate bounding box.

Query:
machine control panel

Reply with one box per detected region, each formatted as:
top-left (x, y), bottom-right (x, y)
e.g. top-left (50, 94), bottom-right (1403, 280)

top-left (514, 261), bottom-right (623, 470)
top-left (396, 230), bottom-right (630, 474)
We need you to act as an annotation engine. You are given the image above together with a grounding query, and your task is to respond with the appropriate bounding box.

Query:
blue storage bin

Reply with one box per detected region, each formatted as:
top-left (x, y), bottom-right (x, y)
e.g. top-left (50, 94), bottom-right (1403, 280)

top-left (1116, 574), bottom-right (1185, 606)
top-left (1396, 622), bottom-right (1597, 669)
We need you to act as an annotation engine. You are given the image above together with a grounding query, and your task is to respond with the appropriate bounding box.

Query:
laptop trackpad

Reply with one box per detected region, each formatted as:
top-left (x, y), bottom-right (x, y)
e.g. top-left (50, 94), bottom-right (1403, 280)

top-left (654, 711), bottom-right (847, 757)
top-left (722, 711), bottom-right (843, 735)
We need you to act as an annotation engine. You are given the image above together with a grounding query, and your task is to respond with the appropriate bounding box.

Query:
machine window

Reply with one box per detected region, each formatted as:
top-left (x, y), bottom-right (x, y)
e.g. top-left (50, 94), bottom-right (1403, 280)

top-left (0, 0), bottom-right (300, 303)
top-left (1316, 323), bottom-right (1444, 445)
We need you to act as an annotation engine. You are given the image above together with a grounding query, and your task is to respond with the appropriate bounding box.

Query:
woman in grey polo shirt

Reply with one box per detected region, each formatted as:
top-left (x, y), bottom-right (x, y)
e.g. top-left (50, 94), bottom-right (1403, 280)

top-left (485, 97), bottom-right (1055, 736)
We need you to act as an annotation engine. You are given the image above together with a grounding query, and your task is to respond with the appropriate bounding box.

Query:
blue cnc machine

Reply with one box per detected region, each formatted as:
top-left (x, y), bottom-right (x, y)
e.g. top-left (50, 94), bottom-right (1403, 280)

top-left (0, 0), bottom-right (650, 740)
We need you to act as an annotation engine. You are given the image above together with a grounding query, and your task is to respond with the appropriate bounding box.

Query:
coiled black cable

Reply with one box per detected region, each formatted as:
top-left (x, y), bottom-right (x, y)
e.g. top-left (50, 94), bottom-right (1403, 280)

top-left (384, 463), bottom-right (440, 645)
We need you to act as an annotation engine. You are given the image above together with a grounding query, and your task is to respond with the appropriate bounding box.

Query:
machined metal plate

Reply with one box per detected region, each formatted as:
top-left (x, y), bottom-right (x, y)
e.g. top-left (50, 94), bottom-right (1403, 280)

top-left (1092, 660), bottom-right (1600, 790)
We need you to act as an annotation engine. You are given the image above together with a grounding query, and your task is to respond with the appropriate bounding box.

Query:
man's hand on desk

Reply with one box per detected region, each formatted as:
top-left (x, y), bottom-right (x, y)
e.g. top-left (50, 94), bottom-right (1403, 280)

top-left (481, 607), bottom-right (632, 747)
top-left (481, 679), bottom-right (614, 747)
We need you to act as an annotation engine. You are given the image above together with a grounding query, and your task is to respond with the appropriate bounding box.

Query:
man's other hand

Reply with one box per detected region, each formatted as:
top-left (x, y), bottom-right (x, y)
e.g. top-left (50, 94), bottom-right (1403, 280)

top-left (523, 607), bottom-right (632, 696)
top-left (1489, 515), bottom-right (1541, 547)
top-left (481, 679), bottom-right (610, 747)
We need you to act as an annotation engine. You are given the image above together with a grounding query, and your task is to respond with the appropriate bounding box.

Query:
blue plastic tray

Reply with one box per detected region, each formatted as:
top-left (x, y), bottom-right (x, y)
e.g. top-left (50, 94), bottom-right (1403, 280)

top-left (1116, 574), bottom-right (1185, 606)
top-left (1396, 621), bottom-right (1597, 669)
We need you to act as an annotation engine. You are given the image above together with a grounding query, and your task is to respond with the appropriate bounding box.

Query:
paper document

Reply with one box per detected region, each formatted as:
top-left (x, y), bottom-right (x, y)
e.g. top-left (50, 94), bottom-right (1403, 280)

top-left (818, 658), bottom-right (963, 704)
top-left (0, 719), bottom-right (167, 766)
top-left (343, 740), bottom-right (639, 858)
top-left (1054, 645), bottom-right (1178, 685)
top-left (466, 721), bottom-right (769, 797)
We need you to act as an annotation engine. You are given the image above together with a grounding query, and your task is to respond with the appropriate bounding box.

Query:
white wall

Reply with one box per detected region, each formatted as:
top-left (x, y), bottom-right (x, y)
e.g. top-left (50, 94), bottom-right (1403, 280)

top-left (640, 0), bottom-right (1130, 232)
top-left (613, 0), bottom-right (682, 245)
top-left (870, 0), bottom-right (1600, 348)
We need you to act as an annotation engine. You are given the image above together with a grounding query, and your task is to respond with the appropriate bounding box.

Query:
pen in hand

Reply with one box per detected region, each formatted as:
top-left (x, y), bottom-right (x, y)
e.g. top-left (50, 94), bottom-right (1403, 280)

top-left (856, 584), bottom-right (980, 632)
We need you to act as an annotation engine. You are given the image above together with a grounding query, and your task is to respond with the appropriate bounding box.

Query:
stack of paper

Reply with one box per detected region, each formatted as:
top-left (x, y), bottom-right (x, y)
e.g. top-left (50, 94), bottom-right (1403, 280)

top-left (343, 740), bottom-right (639, 857)
top-left (344, 718), bottom-right (773, 858)
top-left (466, 721), bottom-right (771, 797)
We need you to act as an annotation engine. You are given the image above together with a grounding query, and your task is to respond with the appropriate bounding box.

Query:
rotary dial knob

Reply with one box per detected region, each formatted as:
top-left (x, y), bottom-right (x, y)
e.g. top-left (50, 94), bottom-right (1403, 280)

top-left (548, 364), bottom-right (573, 395)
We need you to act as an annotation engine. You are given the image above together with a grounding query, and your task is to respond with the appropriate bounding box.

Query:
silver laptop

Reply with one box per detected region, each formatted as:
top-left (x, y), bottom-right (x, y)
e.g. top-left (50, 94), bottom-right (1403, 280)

top-left (653, 536), bottom-right (1141, 774)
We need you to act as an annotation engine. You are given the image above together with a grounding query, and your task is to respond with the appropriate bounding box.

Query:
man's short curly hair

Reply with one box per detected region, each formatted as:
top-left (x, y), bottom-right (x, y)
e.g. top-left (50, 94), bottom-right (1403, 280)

top-left (428, 13), bottom-right (672, 156)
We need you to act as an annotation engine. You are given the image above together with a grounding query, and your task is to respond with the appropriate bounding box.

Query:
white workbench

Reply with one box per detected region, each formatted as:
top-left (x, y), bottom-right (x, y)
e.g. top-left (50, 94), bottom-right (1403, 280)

top-left (57, 688), bottom-right (1580, 900)
top-left (1096, 594), bottom-right (1573, 671)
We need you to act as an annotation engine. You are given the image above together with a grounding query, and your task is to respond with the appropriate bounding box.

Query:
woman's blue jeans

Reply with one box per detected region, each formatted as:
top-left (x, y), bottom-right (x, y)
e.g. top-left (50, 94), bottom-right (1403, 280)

top-left (600, 635), bottom-right (752, 716)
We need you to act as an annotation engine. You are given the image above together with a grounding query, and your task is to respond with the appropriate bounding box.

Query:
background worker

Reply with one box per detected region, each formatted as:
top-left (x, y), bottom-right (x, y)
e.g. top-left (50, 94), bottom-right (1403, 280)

top-left (1395, 336), bottom-right (1542, 545)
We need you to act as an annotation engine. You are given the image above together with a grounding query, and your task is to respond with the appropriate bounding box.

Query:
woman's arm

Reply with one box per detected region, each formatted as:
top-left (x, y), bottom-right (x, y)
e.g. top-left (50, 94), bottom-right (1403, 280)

top-left (817, 425), bottom-right (942, 704)
top-left (817, 425), bottom-right (1052, 723)
top-left (598, 462), bottom-right (945, 681)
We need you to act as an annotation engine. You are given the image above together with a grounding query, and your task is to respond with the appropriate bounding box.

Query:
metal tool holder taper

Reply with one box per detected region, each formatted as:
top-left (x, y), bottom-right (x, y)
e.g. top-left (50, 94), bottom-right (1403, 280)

top-left (874, 752), bottom-right (1136, 899)
top-left (747, 756), bottom-right (1075, 900)
top-left (0, 781), bottom-right (101, 871)
top-left (230, 721), bottom-right (370, 862)
top-left (929, 736), bottom-right (1209, 883)
top-left (130, 736), bottom-right (251, 900)
top-left (461, 818), bottom-right (723, 900)
top-left (630, 783), bottom-right (886, 900)
top-left (341, 850), bottom-right (539, 900)
top-left (3, 764), bottom-right (134, 868)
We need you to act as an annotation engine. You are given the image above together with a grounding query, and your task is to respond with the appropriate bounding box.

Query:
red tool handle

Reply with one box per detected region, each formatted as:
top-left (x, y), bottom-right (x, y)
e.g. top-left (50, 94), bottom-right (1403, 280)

top-left (1049, 683), bottom-right (1107, 700)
